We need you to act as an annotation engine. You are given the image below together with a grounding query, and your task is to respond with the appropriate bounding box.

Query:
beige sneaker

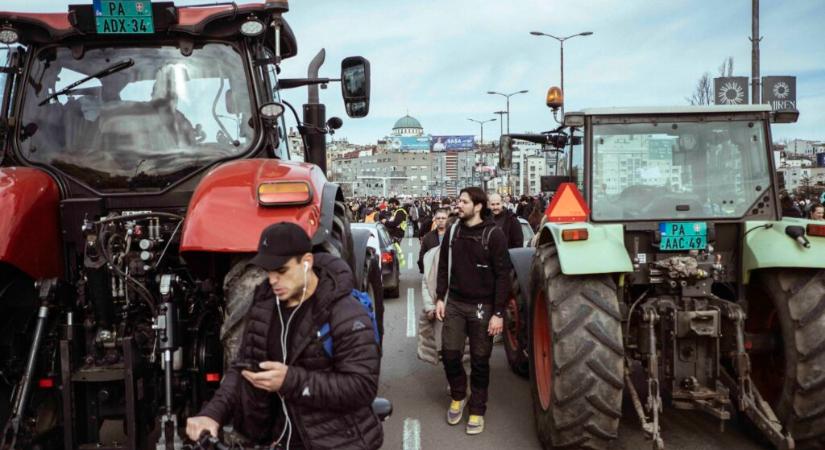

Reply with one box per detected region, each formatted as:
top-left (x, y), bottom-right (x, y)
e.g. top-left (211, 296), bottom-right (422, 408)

top-left (466, 414), bottom-right (485, 435)
top-left (446, 398), bottom-right (466, 425)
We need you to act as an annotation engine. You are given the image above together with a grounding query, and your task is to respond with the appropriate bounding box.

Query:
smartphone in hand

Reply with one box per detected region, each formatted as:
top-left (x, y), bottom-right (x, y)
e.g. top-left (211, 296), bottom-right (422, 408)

top-left (231, 360), bottom-right (261, 372)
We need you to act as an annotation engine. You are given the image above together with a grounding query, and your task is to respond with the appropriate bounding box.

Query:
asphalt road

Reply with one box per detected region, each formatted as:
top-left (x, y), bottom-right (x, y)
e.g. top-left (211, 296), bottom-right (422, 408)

top-left (377, 236), bottom-right (768, 450)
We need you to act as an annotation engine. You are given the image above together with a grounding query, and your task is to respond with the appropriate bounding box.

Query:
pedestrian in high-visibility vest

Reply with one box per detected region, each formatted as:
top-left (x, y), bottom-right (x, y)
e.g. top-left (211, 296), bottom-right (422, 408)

top-left (382, 198), bottom-right (407, 243)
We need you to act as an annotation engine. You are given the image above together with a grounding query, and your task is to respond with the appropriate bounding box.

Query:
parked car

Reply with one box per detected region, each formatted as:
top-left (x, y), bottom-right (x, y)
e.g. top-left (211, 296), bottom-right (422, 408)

top-left (352, 223), bottom-right (401, 298)
top-left (518, 217), bottom-right (535, 247)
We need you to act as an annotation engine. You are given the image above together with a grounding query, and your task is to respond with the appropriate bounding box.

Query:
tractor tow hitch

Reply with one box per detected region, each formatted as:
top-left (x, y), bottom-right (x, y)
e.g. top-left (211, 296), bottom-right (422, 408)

top-left (715, 298), bottom-right (795, 450)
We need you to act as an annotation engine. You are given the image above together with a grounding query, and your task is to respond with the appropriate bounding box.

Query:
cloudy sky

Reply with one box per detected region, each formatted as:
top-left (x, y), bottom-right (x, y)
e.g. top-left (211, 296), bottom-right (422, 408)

top-left (6, 0), bottom-right (824, 144)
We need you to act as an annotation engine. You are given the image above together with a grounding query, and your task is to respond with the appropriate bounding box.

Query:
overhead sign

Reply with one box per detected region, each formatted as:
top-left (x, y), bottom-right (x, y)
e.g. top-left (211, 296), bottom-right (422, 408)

top-left (545, 183), bottom-right (589, 223)
top-left (431, 135), bottom-right (474, 151)
top-left (714, 77), bottom-right (749, 105)
top-left (93, 0), bottom-right (155, 34)
top-left (389, 136), bottom-right (431, 151)
top-left (762, 76), bottom-right (797, 111)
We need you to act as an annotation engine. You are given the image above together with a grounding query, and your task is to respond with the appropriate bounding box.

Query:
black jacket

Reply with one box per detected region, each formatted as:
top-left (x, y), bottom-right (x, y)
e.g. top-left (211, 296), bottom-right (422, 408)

top-left (417, 229), bottom-right (445, 273)
top-left (435, 217), bottom-right (510, 316)
top-left (199, 253), bottom-right (382, 450)
top-left (492, 210), bottom-right (524, 249)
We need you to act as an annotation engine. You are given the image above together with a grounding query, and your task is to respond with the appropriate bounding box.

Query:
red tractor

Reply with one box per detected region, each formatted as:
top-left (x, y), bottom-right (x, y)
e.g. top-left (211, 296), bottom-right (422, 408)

top-left (0, 1), bottom-right (381, 448)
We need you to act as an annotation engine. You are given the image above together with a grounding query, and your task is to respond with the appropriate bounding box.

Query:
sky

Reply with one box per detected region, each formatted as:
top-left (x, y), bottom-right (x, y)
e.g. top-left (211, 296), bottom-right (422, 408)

top-left (5, 0), bottom-right (824, 145)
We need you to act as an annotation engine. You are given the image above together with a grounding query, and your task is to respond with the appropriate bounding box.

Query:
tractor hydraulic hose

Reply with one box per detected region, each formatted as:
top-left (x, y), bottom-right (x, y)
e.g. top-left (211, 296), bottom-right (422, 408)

top-left (94, 212), bottom-right (184, 225)
top-left (99, 229), bottom-right (157, 316)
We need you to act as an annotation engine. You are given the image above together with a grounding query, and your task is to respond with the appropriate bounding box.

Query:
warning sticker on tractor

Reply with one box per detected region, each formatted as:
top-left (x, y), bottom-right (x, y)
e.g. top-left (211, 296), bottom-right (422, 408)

top-left (93, 0), bottom-right (155, 34)
top-left (658, 222), bottom-right (707, 251)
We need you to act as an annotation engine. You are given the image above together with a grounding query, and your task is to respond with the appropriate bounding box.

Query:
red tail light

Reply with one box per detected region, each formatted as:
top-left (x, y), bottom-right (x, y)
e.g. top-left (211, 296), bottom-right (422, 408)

top-left (205, 373), bottom-right (221, 383)
top-left (38, 378), bottom-right (54, 388)
top-left (807, 224), bottom-right (825, 237)
top-left (381, 252), bottom-right (394, 264)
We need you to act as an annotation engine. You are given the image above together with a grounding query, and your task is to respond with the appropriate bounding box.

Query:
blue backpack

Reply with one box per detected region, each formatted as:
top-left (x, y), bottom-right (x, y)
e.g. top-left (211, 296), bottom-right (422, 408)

top-left (318, 289), bottom-right (381, 358)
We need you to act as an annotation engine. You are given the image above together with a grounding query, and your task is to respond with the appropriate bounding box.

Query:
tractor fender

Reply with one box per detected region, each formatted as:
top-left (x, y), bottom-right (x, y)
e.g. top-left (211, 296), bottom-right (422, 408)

top-left (351, 227), bottom-right (371, 290)
top-left (314, 181), bottom-right (344, 247)
top-left (508, 247), bottom-right (536, 305)
top-left (0, 167), bottom-right (62, 279)
top-left (180, 159), bottom-right (326, 253)
top-left (536, 222), bottom-right (633, 276)
top-left (742, 218), bottom-right (825, 284)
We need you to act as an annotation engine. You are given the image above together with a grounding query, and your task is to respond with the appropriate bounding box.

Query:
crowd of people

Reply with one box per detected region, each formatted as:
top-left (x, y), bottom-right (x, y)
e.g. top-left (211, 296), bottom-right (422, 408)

top-left (347, 192), bottom-right (553, 238)
top-left (781, 193), bottom-right (825, 221)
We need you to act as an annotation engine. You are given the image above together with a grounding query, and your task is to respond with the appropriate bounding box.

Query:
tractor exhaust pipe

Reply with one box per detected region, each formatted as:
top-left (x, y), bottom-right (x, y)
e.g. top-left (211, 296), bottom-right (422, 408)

top-left (303, 49), bottom-right (328, 174)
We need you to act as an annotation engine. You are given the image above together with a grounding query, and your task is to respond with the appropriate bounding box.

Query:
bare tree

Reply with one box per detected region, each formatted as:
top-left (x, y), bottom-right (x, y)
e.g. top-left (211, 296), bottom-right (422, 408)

top-left (687, 56), bottom-right (734, 105)
top-left (687, 72), bottom-right (713, 105)
top-left (718, 56), bottom-right (734, 77)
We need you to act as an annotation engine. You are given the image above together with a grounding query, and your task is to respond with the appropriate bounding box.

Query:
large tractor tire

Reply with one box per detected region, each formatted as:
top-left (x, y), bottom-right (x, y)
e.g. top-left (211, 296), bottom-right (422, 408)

top-left (0, 265), bottom-right (37, 427)
top-left (504, 270), bottom-right (529, 377)
top-left (750, 269), bottom-right (825, 450)
top-left (529, 245), bottom-right (623, 450)
top-left (221, 258), bottom-right (266, 368)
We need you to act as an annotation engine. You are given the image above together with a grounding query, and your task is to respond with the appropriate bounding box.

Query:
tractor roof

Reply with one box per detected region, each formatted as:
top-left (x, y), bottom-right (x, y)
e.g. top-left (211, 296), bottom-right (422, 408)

top-left (0, 2), bottom-right (296, 57)
top-left (572, 105), bottom-right (772, 116)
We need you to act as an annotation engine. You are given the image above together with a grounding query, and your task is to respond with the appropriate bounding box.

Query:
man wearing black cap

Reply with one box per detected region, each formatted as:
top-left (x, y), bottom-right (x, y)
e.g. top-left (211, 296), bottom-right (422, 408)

top-left (186, 222), bottom-right (383, 449)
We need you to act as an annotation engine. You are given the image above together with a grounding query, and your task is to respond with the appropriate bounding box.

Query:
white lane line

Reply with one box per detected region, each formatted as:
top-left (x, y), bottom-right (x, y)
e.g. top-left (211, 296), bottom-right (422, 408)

top-left (406, 287), bottom-right (416, 338)
top-left (403, 418), bottom-right (421, 450)
top-left (407, 253), bottom-right (415, 270)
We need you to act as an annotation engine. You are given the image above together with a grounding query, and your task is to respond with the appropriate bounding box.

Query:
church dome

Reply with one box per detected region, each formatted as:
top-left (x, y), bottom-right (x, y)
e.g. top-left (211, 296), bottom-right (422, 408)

top-left (392, 115), bottom-right (423, 130)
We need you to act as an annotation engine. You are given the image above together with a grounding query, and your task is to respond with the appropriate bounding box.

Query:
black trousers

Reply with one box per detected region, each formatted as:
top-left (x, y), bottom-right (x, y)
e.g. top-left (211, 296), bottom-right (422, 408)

top-left (441, 300), bottom-right (494, 415)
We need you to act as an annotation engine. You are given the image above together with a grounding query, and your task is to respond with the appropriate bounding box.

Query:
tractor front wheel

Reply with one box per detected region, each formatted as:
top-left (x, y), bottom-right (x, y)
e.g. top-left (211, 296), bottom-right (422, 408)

top-left (529, 245), bottom-right (624, 450)
top-left (751, 270), bottom-right (825, 450)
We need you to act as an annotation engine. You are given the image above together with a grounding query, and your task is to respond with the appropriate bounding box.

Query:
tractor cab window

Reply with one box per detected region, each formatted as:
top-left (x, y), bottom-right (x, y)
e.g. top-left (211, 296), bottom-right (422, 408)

top-left (591, 119), bottom-right (770, 221)
top-left (18, 43), bottom-right (255, 192)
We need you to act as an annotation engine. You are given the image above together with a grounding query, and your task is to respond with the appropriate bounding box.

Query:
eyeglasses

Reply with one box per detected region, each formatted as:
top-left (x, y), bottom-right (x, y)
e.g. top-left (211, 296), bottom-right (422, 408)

top-left (434, 217), bottom-right (448, 220)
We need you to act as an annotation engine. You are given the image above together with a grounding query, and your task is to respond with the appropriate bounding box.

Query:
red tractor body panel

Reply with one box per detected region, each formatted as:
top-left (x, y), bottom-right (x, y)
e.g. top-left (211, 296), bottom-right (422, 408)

top-left (0, 167), bottom-right (63, 279)
top-left (180, 159), bottom-right (325, 253)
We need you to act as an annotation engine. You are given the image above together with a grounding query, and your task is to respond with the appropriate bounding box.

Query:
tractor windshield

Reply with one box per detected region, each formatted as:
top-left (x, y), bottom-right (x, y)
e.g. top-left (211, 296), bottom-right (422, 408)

top-left (591, 119), bottom-right (770, 221)
top-left (18, 43), bottom-right (254, 192)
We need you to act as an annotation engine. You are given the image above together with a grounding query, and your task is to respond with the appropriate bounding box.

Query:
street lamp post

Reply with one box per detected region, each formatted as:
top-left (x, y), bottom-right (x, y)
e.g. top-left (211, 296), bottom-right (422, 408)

top-left (529, 30), bottom-right (593, 116)
top-left (487, 90), bottom-right (528, 134)
top-left (493, 111), bottom-right (506, 138)
top-left (467, 117), bottom-right (497, 148)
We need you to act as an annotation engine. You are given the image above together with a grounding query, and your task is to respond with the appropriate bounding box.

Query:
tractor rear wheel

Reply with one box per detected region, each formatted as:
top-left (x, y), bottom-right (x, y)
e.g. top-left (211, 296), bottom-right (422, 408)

top-left (529, 245), bottom-right (623, 450)
top-left (751, 270), bottom-right (825, 450)
top-left (504, 270), bottom-right (528, 377)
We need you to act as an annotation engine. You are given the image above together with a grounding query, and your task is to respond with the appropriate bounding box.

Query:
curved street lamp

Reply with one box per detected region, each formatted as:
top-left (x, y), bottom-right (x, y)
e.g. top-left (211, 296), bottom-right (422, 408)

top-left (467, 117), bottom-right (497, 147)
top-left (486, 90), bottom-right (528, 134)
top-left (529, 31), bottom-right (594, 115)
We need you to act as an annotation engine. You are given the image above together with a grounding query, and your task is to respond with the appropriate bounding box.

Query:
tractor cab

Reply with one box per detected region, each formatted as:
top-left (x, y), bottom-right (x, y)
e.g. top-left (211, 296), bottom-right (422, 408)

top-left (0, 0), bottom-right (369, 193)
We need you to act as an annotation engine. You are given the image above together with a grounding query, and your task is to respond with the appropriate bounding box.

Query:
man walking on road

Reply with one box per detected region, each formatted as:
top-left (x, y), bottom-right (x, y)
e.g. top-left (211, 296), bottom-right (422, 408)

top-left (488, 193), bottom-right (524, 249)
top-left (186, 223), bottom-right (382, 449)
top-left (435, 187), bottom-right (510, 435)
top-left (418, 208), bottom-right (450, 274)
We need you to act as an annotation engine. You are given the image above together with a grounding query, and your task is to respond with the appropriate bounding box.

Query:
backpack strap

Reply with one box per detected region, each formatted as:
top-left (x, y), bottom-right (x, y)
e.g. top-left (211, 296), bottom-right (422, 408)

top-left (445, 223), bottom-right (458, 302)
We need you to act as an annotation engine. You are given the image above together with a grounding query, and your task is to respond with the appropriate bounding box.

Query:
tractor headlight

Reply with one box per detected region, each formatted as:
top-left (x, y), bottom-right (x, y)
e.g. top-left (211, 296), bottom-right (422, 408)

top-left (240, 18), bottom-right (265, 37)
top-left (0, 27), bottom-right (19, 45)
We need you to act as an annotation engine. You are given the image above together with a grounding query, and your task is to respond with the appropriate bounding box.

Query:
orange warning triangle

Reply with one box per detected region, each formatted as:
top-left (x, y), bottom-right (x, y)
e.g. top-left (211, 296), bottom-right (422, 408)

top-left (545, 183), bottom-right (590, 223)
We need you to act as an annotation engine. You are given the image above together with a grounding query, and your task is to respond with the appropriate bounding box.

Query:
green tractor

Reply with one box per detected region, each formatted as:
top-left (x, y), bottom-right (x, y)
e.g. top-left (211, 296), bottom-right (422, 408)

top-left (502, 94), bottom-right (824, 450)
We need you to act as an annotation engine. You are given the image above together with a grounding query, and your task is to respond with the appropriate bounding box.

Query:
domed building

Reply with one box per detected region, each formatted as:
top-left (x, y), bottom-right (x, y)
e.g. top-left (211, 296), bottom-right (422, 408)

top-left (391, 114), bottom-right (424, 137)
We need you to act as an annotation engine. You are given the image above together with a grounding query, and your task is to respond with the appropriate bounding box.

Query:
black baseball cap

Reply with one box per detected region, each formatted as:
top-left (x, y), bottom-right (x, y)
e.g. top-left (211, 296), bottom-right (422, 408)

top-left (249, 222), bottom-right (312, 271)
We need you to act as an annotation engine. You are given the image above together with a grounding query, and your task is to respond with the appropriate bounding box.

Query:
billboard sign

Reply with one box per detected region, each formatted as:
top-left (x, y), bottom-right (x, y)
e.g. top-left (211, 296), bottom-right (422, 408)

top-left (762, 76), bottom-right (797, 110)
top-left (389, 136), bottom-right (431, 151)
top-left (430, 135), bottom-right (475, 151)
top-left (714, 77), bottom-right (749, 105)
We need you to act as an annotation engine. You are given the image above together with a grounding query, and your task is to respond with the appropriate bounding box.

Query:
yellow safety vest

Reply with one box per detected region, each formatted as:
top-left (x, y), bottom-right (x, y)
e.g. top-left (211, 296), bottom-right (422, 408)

top-left (393, 208), bottom-right (408, 232)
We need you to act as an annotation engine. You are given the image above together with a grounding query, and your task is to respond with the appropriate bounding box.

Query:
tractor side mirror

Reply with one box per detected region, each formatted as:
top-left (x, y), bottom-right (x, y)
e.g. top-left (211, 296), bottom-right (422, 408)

top-left (499, 135), bottom-right (513, 171)
top-left (341, 56), bottom-right (370, 118)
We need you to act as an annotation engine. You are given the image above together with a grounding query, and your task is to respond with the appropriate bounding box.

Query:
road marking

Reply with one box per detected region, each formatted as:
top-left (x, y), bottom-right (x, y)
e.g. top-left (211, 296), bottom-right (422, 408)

top-left (407, 253), bottom-right (415, 270)
top-left (406, 288), bottom-right (416, 338)
top-left (403, 418), bottom-right (421, 450)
